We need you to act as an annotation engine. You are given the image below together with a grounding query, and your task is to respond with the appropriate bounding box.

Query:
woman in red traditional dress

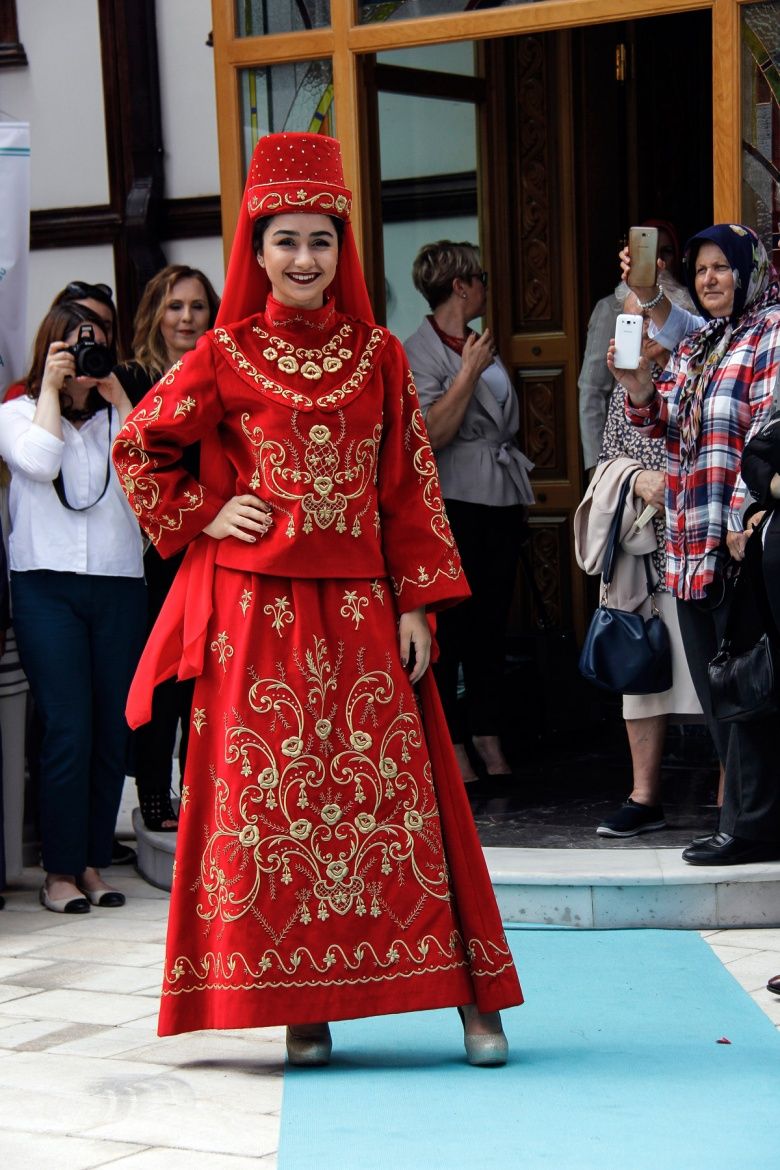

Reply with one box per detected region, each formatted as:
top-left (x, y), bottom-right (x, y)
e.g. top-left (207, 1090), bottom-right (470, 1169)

top-left (113, 132), bottom-right (522, 1067)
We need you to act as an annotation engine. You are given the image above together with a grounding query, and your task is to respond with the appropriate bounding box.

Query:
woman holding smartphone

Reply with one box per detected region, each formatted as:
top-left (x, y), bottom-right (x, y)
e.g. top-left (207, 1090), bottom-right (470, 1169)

top-left (611, 224), bottom-right (780, 866)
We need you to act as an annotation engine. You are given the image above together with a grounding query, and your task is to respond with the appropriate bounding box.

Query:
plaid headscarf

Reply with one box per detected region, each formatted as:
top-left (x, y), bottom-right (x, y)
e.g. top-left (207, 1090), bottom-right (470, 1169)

top-left (677, 224), bottom-right (779, 467)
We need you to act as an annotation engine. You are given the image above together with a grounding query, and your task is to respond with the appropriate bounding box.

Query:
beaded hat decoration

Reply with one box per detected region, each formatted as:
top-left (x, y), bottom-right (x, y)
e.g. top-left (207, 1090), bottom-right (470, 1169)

top-left (246, 132), bottom-right (352, 221)
top-left (216, 131), bottom-right (372, 329)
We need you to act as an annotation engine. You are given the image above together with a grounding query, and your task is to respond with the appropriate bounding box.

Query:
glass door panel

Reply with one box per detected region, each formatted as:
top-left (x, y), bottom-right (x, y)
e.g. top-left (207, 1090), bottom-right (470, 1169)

top-left (741, 1), bottom-right (780, 260)
top-left (236, 0), bottom-right (331, 36)
top-left (239, 59), bottom-right (334, 168)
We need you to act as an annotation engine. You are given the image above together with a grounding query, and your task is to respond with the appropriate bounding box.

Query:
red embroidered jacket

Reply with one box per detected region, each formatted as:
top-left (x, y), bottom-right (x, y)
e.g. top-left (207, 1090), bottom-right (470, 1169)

top-left (112, 299), bottom-right (468, 614)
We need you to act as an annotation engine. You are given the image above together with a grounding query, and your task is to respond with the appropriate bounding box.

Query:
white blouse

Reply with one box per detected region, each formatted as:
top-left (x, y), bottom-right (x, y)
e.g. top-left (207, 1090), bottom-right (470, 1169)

top-left (0, 397), bottom-right (144, 577)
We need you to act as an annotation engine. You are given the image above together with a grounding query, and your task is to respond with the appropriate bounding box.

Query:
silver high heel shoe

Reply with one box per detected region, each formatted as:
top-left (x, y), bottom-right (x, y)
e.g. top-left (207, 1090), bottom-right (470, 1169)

top-left (457, 1006), bottom-right (509, 1067)
top-left (285, 1023), bottom-right (332, 1067)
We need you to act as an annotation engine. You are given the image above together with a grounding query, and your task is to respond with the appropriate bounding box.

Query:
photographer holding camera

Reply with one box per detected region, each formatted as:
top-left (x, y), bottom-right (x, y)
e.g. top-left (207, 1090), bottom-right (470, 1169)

top-left (0, 301), bottom-right (145, 913)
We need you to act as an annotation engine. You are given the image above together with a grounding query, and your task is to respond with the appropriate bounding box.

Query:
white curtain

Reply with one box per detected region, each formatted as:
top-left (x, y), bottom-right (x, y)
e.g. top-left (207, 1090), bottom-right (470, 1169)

top-left (0, 122), bottom-right (31, 397)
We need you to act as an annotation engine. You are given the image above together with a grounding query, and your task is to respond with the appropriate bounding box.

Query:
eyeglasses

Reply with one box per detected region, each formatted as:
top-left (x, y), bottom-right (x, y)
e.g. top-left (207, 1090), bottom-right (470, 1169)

top-left (471, 271), bottom-right (488, 287)
top-left (64, 281), bottom-right (114, 305)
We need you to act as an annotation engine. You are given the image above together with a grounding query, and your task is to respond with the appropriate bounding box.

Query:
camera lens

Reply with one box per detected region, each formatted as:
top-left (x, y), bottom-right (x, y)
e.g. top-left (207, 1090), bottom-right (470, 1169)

top-left (77, 344), bottom-right (113, 380)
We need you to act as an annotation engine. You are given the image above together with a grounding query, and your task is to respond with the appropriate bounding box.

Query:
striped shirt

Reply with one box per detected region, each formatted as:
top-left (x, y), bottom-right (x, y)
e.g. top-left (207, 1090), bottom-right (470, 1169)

top-left (626, 304), bottom-right (780, 600)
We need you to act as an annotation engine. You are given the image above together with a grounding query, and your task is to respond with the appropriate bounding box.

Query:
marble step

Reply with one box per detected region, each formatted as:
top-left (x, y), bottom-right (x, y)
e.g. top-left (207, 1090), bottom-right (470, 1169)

top-left (131, 813), bottom-right (780, 930)
top-left (487, 847), bottom-right (780, 930)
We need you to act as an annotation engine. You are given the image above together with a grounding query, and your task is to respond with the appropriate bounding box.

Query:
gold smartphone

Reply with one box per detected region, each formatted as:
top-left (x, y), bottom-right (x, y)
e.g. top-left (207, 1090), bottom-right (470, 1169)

top-left (628, 226), bottom-right (659, 288)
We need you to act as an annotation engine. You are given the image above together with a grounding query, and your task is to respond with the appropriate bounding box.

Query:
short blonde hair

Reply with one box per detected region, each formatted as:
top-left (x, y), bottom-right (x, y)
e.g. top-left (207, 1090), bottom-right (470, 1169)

top-left (412, 240), bottom-right (481, 310)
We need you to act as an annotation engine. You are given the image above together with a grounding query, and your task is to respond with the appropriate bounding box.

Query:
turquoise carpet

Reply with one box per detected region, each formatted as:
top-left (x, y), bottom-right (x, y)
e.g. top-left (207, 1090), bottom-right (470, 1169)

top-left (278, 928), bottom-right (780, 1169)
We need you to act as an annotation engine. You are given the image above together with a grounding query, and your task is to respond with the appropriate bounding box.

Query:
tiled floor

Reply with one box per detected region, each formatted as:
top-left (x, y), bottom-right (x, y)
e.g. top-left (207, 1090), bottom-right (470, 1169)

top-left (1, 863), bottom-right (780, 1169)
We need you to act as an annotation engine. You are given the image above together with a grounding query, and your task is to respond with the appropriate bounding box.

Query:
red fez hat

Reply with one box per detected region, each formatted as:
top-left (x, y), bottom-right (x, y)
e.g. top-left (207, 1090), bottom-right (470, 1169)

top-left (246, 132), bottom-right (352, 221)
top-left (216, 132), bottom-right (372, 328)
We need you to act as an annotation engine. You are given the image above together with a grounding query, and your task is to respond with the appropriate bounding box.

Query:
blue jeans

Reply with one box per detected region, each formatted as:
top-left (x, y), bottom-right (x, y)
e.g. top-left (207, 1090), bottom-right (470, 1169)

top-left (11, 571), bottom-right (146, 874)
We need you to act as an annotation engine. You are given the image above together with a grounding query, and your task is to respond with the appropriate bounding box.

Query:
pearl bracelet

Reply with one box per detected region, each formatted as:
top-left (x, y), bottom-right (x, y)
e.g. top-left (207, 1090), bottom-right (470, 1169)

top-left (637, 286), bottom-right (665, 311)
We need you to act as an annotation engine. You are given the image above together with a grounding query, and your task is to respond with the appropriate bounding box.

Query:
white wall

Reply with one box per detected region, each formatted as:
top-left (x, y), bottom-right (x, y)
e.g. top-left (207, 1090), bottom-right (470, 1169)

top-left (6, 1), bottom-right (109, 209)
top-left (163, 237), bottom-right (225, 296)
top-left (157, 0), bottom-right (220, 198)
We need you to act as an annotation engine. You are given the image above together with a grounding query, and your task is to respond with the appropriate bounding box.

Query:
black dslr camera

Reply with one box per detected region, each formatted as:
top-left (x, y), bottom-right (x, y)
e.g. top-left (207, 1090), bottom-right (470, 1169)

top-left (67, 324), bottom-right (113, 380)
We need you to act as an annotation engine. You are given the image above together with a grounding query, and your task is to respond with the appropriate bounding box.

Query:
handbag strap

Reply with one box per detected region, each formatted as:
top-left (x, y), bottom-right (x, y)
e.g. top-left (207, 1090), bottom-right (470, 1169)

top-left (601, 474), bottom-right (661, 606)
top-left (601, 476), bottom-right (634, 586)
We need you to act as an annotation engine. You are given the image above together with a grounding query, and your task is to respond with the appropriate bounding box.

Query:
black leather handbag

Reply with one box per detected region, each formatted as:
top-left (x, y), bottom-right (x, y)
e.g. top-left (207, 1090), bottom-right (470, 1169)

top-left (708, 512), bottom-right (778, 723)
top-left (578, 477), bottom-right (672, 695)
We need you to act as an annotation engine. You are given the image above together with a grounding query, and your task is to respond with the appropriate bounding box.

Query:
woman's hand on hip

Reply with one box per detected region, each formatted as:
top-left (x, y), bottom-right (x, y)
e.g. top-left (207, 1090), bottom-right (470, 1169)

top-left (203, 494), bottom-right (273, 542)
top-left (399, 607), bottom-right (431, 684)
top-left (634, 470), bottom-right (665, 511)
top-left (461, 329), bottom-right (495, 381)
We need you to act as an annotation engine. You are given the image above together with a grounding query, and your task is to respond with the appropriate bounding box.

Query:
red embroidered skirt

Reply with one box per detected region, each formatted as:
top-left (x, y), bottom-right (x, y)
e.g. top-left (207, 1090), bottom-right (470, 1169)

top-left (158, 569), bottom-right (522, 1035)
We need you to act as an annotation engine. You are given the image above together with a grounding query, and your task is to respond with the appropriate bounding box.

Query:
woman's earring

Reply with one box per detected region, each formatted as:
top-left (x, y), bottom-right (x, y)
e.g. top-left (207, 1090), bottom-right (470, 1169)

top-left (461, 292), bottom-right (467, 299)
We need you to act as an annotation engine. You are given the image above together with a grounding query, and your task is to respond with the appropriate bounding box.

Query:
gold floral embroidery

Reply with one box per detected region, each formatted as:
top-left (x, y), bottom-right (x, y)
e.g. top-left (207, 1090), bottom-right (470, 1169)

top-left (173, 395), bottom-right (196, 418)
top-left (239, 588), bottom-right (253, 616)
top-left (198, 640), bottom-right (446, 928)
top-left (252, 321), bottom-right (353, 380)
top-left (164, 930), bottom-right (488, 993)
top-left (159, 360), bottom-right (182, 386)
top-left (247, 188), bottom-right (352, 218)
top-left (192, 708), bottom-right (207, 734)
top-left (390, 374), bottom-right (464, 597)
top-left (180, 784), bottom-right (190, 810)
top-left (340, 588), bottom-right (368, 628)
top-left (263, 595), bottom-right (294, 637)
top-left (113, 395), bottom-right (208, 546)
top-left (213, 326), bottom-right (385, 411)
top-left (371, 580), bottom-right (386, 605)
top-left (239, 412), bottom-right (379, 539)
top-left (210, 631), bottom-right (234, 673)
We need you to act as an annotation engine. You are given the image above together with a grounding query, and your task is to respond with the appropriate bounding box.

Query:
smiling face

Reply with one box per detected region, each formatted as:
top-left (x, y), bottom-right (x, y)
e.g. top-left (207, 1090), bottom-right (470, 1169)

top-left (256, 214), bottom-right (339, 310)
top-left (159, 277), bottom-right (211, 362)
top-left (693, 242), bottom-right (736, 318)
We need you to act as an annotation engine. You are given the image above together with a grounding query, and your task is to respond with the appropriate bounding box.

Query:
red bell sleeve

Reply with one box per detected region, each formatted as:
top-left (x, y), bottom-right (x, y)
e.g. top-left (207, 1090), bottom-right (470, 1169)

top-left (112, 339), bottom-right (227, 557)
top-left (377, 336), bottom-right (469, 613)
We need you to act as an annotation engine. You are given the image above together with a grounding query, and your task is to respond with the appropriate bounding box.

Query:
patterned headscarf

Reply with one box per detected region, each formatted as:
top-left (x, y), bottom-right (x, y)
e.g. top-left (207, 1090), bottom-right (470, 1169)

top-left (676, 224), bottom-right (779, 466)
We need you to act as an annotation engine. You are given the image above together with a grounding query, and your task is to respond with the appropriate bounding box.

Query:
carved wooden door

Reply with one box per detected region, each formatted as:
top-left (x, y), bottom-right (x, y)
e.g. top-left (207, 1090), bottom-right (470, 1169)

top-left (482, 32), bottom-right (586, 635)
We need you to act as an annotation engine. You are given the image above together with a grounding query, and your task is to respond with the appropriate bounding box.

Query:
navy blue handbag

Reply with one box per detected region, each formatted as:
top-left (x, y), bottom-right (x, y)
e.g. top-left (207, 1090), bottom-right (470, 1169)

top-left (578, 477), bottom-right (672, 695)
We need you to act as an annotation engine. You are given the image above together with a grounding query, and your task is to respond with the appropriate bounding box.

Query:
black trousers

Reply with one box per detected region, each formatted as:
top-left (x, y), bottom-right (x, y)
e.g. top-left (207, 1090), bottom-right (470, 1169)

top-left (434, 499), bottom-right (524, 741)
top-left (676, 577), bottom-right (734, 766)
top-left (720, 514), bottom-right (780, 843)
top-left (133, 547), bottom-right (192, 805)
top-left (12, 571), bottom-right (145, 874)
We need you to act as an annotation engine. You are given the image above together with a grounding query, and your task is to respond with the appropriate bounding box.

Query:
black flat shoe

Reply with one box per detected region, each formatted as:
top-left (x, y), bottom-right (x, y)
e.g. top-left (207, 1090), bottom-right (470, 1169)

top-left (767, 975), bottom-right (780, 996)
top-left (682, 831), bottom-right (780, 866)
top-left (39, 885), bottom-right (90, 914)
top-left (78, 885), bottom-right (126, 908)
top-left (139, 792), bottom-right (179, 833)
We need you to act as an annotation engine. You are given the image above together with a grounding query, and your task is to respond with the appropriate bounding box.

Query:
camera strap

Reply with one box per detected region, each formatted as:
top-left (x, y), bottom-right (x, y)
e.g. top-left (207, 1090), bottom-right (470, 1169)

top-left (53, 409), bottom-right (114, 512)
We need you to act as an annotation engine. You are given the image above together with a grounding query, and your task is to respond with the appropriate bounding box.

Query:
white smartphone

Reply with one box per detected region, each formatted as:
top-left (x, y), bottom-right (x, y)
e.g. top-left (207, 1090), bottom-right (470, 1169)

top-left (613, 313), bottom-right (643, 370)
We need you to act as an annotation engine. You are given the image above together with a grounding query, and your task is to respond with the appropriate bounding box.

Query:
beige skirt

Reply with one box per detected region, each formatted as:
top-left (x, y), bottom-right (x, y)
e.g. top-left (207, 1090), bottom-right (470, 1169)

top-left (622, 589), bottom-right (703, 721)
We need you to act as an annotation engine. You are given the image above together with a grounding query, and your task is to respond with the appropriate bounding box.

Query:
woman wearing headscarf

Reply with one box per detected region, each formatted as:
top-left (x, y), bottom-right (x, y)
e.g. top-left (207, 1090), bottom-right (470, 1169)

top-left (113, 133), bottom-right (521, 1066)
top-left (610, 224), bottom-right (780, 865)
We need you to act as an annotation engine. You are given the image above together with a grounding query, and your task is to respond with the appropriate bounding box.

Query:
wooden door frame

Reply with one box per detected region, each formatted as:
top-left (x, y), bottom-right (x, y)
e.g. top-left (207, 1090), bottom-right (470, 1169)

top-left (211, 0), bottom-right (752, 261)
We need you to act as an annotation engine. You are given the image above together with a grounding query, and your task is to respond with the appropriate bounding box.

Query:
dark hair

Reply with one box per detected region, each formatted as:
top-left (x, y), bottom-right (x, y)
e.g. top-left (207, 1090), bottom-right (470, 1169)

top-left (24, 303), bottom-right (109, 403)
top-left (51, 281), bottom-right (119, 362)
top-left (251, 214), bottom-right (345, 254)
top-left (131, 264), bottom-right (221, 377)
